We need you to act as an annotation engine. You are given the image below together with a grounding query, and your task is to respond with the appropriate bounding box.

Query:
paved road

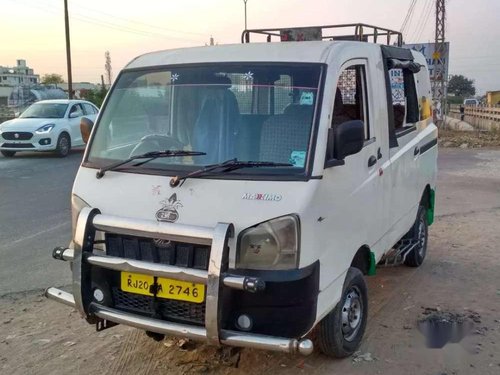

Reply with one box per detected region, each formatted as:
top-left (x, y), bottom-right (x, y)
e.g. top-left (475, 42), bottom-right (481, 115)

top-left (1, 147), bottom-right (499, 296)
top-left (0, 150), bottom-right (83, 295)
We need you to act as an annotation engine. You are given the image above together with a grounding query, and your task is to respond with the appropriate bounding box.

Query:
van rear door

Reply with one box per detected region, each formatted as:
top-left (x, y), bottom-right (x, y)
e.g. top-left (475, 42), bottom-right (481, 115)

top-left (384, 55), bottom-right (422, 232)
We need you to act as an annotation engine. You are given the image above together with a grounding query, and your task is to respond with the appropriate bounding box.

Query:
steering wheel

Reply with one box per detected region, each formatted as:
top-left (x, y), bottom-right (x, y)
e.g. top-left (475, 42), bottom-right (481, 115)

top-left (129, 134), bottom-right (184, 157)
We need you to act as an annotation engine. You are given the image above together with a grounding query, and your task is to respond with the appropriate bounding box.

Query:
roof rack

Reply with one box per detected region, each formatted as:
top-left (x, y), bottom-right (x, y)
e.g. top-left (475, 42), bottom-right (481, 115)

top-left (241, 23), bottom-right (403, 47)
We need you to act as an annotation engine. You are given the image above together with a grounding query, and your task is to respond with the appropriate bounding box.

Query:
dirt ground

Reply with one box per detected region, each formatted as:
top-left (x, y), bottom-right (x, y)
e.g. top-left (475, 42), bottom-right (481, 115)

top-left (1, 148), bottom-right (500, 375)
top-left (438, 129), bottom-right (500, 148)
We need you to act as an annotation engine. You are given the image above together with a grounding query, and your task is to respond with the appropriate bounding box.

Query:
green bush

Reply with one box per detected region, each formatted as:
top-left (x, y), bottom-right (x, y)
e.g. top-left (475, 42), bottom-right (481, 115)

top-left (81, 87), bottom-right (108, 108)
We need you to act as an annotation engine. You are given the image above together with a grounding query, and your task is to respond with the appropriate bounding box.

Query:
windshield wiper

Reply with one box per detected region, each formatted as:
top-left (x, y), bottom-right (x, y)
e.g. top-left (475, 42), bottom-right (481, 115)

top-left (96, 150), bottom-right (206, 179)
top-left (170, 158), bottom-right (293, 187)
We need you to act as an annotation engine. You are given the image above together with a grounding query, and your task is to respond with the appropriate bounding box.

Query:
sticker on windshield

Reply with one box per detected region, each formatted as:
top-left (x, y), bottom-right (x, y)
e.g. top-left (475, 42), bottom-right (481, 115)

top-left (243, 71), bottom-right (254, 81)
top-left (290, 151), bottom-right (306, 167)
top-left (171, 73), bottom-right (180, 82)
top-left (300, 91), bottom-right (314, 105)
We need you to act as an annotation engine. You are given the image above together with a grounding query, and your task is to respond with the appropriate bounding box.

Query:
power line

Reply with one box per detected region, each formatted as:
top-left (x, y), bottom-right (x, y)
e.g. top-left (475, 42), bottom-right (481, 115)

top-left (410, 0), bottom-right (433, 42)
top-left (6, 0), bottom-right (206, 43)
top-left (46, 0), bottom-right (207, 37)
top-left (401, 0), bottom-right (418, 34)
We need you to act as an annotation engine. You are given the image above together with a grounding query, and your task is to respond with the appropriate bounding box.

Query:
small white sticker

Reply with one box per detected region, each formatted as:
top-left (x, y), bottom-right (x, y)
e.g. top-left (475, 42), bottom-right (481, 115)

top-left (290, 151), bottom-right (306, 167)
top-left (243, 71), bottom-right (254, 81)
top-left (300, 91), bottom-right (314, 105)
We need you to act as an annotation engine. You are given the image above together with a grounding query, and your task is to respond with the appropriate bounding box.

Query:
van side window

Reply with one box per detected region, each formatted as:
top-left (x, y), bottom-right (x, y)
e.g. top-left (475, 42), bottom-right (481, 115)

top-left (333, 65), bottom-right (369, 139)
top-left (389, 68), bottom-right (419, 130)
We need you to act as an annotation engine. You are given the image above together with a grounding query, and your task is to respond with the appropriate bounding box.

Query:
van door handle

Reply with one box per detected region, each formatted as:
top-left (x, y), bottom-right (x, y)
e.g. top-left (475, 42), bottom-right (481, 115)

top-left (414, 146), bottom-right (420, 156)
top-left (368, 155), bottom-right (377, 167)
top-left (377, 147), bottom-right (382, 159)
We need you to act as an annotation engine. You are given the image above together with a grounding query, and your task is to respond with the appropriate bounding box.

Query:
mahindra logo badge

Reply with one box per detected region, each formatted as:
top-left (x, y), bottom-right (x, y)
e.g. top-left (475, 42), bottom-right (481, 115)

top-left (156, 193), bottom-right (182, 223)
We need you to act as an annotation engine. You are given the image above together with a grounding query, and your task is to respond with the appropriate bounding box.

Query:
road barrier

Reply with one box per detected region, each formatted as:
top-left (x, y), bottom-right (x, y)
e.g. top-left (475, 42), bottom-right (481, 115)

top-left (449, 105), bottom-right (500, 131)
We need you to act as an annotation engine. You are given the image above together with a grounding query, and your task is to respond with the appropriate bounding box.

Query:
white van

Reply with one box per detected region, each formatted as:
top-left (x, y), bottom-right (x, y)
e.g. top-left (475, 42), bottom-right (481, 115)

top-left (46, 24), bottom-right (437, 358)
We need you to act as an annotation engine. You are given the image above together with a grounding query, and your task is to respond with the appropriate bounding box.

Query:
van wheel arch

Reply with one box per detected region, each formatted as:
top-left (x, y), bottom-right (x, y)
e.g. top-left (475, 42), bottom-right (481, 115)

top-left (350, 246), bottom-right (371, 275)
top-left (421, 185), bottom-right (431, 209)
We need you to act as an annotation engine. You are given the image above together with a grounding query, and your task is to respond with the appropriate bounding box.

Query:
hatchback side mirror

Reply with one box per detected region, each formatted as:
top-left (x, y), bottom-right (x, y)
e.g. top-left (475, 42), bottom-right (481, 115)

top-left (325, 120), bottom-right (365, 167)
top-left (80, 117), bottom-right (94, 144)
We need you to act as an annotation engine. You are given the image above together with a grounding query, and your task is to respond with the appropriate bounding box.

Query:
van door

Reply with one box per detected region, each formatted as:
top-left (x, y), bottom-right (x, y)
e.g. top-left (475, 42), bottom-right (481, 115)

top-left (385, 65), bottom-right (421, 234)
top-left (324, 59), bottom-right (387, 254)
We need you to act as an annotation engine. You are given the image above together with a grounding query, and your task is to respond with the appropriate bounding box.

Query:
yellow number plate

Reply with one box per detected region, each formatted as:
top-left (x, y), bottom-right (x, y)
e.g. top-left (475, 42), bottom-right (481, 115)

top-left (120, 272), bottom-right (205, 303)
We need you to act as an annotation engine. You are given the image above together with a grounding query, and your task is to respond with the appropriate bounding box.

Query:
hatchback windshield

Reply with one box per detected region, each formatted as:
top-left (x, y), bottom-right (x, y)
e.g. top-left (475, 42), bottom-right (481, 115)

top-left (20, 103), bottom-right (68, 119)
top-left (87, 64), bottom-right (322, 177)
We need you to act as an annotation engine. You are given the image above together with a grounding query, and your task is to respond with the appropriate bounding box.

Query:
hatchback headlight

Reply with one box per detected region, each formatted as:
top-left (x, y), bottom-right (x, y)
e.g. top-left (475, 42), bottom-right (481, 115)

top-left (236, 215), bottom-right (300, 270)
top-left (35, 124), bottom-right (55, 134)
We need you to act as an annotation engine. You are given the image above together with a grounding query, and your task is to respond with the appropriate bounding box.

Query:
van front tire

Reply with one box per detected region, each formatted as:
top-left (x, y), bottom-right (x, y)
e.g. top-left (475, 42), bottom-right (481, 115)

top-left (404, 205), bottom-right (428, 267)
top-left (317, 267), bottom-right (368, 358)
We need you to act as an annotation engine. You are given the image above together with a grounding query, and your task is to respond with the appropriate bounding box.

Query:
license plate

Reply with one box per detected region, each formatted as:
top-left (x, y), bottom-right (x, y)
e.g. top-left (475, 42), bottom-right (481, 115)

top-left (120, 272), bottom-right (205, 303)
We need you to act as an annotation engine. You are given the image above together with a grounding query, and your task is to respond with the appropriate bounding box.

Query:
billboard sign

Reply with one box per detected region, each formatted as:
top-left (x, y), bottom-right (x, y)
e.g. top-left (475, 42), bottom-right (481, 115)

top-left (404, 42), bottom-right (450, 101)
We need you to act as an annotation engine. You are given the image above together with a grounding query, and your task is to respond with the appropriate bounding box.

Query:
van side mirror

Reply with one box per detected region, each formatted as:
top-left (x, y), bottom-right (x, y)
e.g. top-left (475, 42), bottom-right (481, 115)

top-left (325, 120), bottom-right (365, 167)
top-left (80, 117), bottom-right (94, 144)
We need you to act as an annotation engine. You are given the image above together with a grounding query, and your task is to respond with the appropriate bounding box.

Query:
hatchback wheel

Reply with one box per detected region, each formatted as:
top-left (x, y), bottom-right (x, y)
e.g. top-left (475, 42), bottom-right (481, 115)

top-left (55, 133), bottom-right (71, 157)
top-left (1, 150), bottom-right (16, 157)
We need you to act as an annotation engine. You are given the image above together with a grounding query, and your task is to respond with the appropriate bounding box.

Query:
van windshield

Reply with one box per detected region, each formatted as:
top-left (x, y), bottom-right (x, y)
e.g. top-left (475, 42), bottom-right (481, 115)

top-left (86, 63), bottom-right (322, 178)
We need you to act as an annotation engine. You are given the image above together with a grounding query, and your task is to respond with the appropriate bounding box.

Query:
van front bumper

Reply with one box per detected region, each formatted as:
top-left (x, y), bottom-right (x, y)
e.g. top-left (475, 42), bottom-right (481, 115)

top-left (45, 208), bottom-right (316, 355)
top-left (45, 287), bottom-right (313, 354)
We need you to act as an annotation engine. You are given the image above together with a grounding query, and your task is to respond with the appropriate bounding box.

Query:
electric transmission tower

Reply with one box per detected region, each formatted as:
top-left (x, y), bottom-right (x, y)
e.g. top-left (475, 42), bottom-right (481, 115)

top-left (433, 0), bottom-right (446, 118)
top-left (104, 51), bottom-right (112, 86)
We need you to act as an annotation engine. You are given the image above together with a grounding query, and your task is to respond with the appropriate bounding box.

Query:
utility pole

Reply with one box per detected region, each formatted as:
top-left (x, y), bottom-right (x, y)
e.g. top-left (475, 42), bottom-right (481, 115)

top-left (64, 0), bottom-right (73, 99)
top-left (243, 0), bottom-right (248, 30)
top-left (104, 51), bottom-right (112, 86)
top-left (433, 0), bottom-right (446, 121)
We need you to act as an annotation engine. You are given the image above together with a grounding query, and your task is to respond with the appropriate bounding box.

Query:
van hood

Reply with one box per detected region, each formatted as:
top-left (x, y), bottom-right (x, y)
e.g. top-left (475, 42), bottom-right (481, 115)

top-left (73, 167), bottom-right (320, 266)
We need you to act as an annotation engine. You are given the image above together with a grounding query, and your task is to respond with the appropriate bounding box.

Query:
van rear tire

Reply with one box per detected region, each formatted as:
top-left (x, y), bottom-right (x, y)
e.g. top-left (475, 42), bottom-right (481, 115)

top-left (317, 267), bottom-right (368, 358)
top-left (404, 205), bottom-right (428, 267)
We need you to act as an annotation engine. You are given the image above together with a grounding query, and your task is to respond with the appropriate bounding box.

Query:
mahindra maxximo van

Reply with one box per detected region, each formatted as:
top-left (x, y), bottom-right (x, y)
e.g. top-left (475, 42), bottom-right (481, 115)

top-left (46, 24), bottom-right (437, 358)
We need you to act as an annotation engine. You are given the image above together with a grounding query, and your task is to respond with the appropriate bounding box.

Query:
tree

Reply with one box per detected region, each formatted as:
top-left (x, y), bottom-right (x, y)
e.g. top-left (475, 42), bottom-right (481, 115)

top-left (448, 74), bottom-right (476, 98)
top-left (80, 86), bottom-right (108, 108)
top-left (41, 73), bottom-right (64, 85)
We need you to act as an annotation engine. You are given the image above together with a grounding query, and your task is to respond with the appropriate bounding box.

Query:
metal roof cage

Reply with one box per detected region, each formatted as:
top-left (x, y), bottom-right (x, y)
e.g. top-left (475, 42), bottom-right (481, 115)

top-left (241, 23), bottom-right (403, 47)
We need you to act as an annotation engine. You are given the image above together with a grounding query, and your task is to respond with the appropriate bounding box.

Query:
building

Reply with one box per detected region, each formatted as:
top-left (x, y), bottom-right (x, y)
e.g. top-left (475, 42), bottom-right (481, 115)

top-left (0, 59), bottom-right (39, 86)
top-left (486, 91), bottom-right (500, 106)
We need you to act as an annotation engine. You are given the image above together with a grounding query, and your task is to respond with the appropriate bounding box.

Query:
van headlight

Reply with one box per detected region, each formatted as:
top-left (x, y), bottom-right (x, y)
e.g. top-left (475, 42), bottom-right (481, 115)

top-left (236, 215), bottom-right (300, 270)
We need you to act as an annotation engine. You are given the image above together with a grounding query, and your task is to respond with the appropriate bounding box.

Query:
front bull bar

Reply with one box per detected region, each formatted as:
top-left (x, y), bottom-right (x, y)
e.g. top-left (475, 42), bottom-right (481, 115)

top-left (46, 207), bottom-right (313, 356)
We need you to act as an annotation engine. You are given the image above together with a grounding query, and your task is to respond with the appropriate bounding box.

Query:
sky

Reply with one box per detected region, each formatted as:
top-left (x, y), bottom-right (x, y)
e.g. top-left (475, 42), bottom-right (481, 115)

top-left (2, 0), bottom-right (500, 94)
